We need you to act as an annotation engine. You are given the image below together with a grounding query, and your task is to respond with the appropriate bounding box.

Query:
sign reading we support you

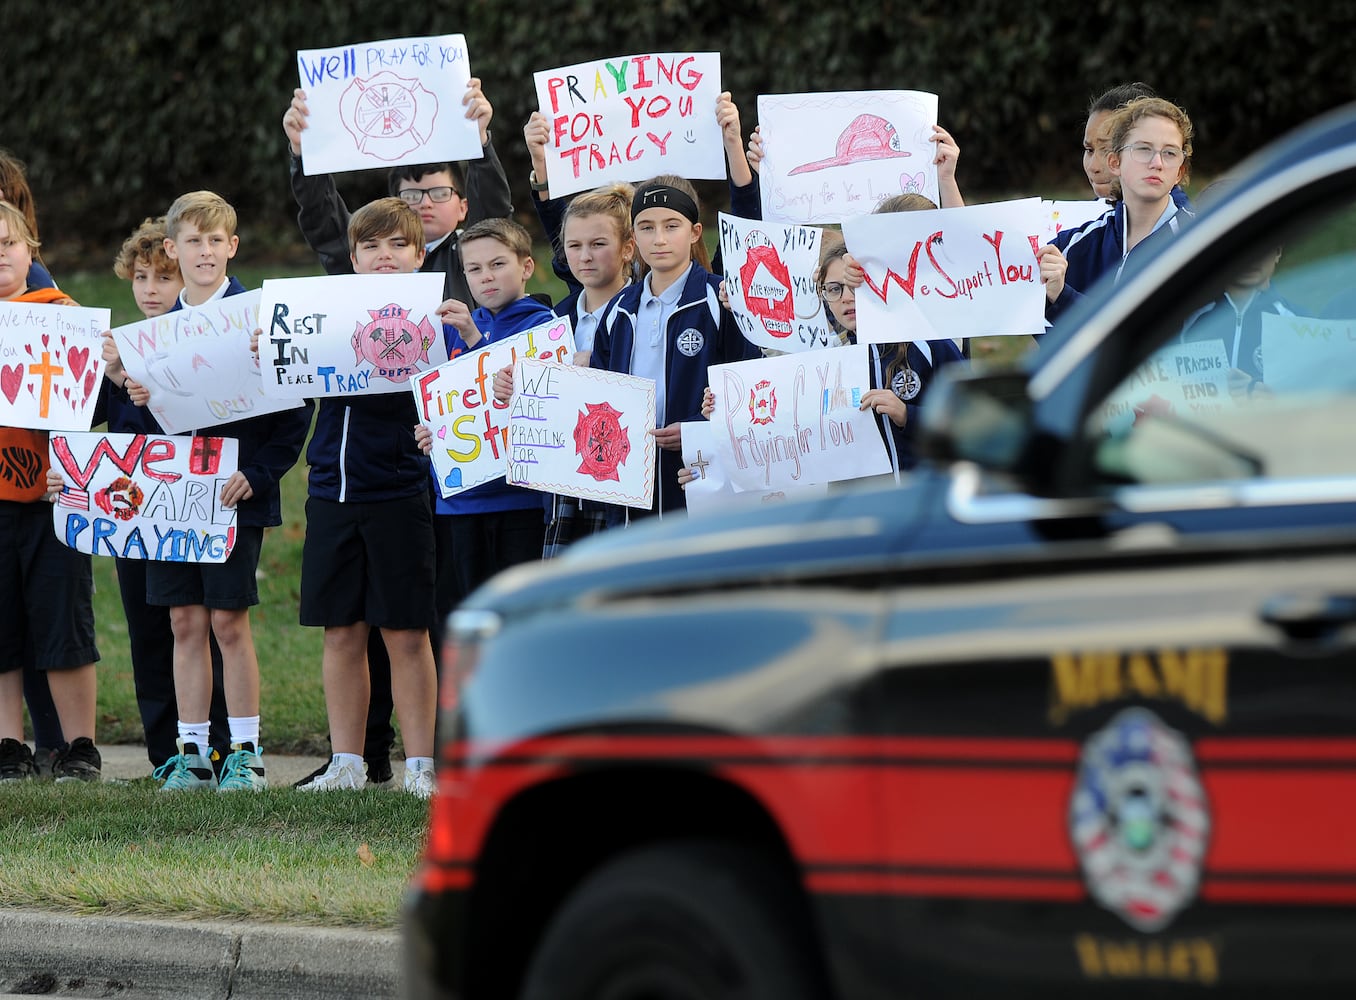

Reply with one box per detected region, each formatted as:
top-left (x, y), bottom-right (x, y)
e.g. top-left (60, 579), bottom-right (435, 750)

top-left (534, 52), bottom-right (724, 198)
top-left (111, 291), bottom-right (305, 435)
top-left (508, 360), bottom-right (657, 509)
top-left (843, 198), bottom-right (1047, 342)
top-left (1260, 312), bottom-right (1356, 394)
top-left (0, 300), bottom-right (108, 431)
top-left (296, 34), bottom-right (483, 175)
top-left (707, 346), bottom-right (891, 491)
top-left (413, 317), bottom-right (576, 497)
top-left (50, 432), bottom-right (239, 563)
top-left (260, 273), bottom-right (448, 398)
top-left (717, 213), bottom-right (834, 353)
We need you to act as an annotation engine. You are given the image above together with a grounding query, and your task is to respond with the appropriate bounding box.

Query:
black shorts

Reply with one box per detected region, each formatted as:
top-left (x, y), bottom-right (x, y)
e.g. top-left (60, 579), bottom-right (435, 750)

top-left (0, 502), bottom-right (98, 673)
top-left (300, 493), bottom-right (435, 630)
top-left (145, 526), bottom-right (264, 610)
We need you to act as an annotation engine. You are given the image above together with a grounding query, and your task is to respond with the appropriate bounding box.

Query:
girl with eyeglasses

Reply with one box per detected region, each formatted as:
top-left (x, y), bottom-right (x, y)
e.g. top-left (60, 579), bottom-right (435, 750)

top-left (1039, 97), bottom-right (1196, 324)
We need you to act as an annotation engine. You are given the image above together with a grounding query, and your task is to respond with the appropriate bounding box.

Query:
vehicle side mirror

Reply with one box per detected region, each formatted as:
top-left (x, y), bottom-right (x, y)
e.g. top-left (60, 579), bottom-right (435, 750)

top-left (918, 369), bottom-right (1037, 478)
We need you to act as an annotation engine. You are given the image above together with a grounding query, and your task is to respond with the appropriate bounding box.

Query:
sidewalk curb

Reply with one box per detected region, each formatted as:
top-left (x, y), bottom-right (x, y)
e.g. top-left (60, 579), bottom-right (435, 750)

top-left (0, 910), bottom-right (398, 999)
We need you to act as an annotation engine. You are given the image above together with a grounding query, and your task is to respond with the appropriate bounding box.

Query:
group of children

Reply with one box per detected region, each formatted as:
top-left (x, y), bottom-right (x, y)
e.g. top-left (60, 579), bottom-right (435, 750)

top-left (0, 75), bottom-right (1210, 792)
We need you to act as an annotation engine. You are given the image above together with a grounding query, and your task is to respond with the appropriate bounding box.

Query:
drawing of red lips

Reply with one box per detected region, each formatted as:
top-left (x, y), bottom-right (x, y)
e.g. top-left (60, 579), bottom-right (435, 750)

top-left (739, 241), bottom-right (795, 337)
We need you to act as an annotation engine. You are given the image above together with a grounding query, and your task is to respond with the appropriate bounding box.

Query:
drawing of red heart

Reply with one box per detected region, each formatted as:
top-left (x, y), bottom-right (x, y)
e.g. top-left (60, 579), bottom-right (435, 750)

top-left (437, 425), bottom-right (447, 439)
top-left (0, 364), bottom-right (20, 404)
top-left (63, 387), bottom-right (71, 401)
top-left (83, 370), bottom-right (97, 402)
top-left (68, 346), bottom-right (89, 382)
top-left (41, 334), bottom-right (49, 349)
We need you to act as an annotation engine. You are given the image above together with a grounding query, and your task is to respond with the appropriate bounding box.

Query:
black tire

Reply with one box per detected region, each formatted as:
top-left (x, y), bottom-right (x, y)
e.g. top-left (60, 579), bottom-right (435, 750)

top-left (521, 839), bottom-right (828, 1000)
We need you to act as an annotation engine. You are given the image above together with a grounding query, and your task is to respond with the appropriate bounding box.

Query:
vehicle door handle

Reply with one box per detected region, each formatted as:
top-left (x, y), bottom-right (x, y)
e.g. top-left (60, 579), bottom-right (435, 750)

top-left (1260, 593), bottom-right (1356, 639)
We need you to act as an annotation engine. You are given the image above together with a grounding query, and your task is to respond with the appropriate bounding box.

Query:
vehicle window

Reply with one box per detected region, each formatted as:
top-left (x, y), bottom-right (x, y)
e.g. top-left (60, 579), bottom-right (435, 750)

top-left (1089, 195), bottom-right (1356, 487)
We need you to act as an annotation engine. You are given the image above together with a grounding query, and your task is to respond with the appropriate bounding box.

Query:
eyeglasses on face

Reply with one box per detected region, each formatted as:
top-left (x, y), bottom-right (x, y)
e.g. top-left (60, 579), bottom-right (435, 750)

top-left (1118, 144), bottom-right (1185, 167)
top-left (398, 186), bottom-right (460, 205)
top-left (821, 281), bottom-right (850, 302)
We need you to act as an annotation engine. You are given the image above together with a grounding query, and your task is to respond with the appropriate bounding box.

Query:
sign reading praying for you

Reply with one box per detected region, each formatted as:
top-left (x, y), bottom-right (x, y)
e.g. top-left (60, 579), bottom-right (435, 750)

top-left (534, 52), bottom-right (724, 198)
top-left (50, 432), bottom-right (239, 563)
top-left (413, 317), bottom-right (576, 497)
top-left (843, 198), bottom-right (1046, 342)
top-left (707, 345), bottom-right (891, 492)
top-left (296, 34), bottom-right (482, 175)
top-left (717, 213), bottom-right (834, 353)
top-left (0, 300), bottom-right (108, 431)
top-left (259, 273), bottom-right (448, 398)
top-left (757, 91), bottom-right (939, 225)
top-left (508, 360), bottom-right (656, 509)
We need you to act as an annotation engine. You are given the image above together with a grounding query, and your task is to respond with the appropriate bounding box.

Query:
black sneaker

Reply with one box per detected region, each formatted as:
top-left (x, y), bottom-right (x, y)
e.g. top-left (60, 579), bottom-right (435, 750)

top-left (32, 746), bottom-right (60, 779)
top-left (0, 738), bottom-right (35, 781)
top-left (293, 761), bottom-right (331, 789)
top-left (53, 737), bottom-right (102, 783)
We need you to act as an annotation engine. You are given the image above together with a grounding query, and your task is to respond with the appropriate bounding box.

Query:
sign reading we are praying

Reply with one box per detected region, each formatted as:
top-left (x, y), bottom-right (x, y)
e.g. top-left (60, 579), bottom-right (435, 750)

top-left (295, 34), bottom-right (483, 175)
top-left (534, 52), bottom-right (724, 198)
top-left (50, 432), bottom-right (239, 563)
top-left (0, 299), bottom-right (108, 431)
top-left (843, 198), bottom-right (1047, 343)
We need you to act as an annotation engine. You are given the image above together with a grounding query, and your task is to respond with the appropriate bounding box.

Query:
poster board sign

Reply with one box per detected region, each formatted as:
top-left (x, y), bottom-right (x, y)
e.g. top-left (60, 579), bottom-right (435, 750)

top-left (413, 317), bottom-right (575, 497)
top-left (1099, 340), bottom-right (1234, 435)
top-left (259, 273), bottom-right (447, 398)
top-left (110, 291), bottom-right (304, 434)
top-left (49, 432), bottom-right (239, 562)
top-left (1042, 199), bottom-right (1110, 242)
top-left (0, 300), bottom-right (109, 431)
top-left (707, 346), bottom-right (891, 491)
top-left (680, 419), bottom-right (828, 516)
top-left (757, 91), bottom-right (939, 224)
top-left (1260, 313), bottom-right (1356, 394)
top-left (717, 213), bottom-right (835, 352)
top-left (296, 34), bottom-right (481, 175)
top-left (507, 359), bottom-right (657, 510)
top-left (843, 198), bottom-right (1046, 342)
top-left (534, 52), bottom-right (724, 198)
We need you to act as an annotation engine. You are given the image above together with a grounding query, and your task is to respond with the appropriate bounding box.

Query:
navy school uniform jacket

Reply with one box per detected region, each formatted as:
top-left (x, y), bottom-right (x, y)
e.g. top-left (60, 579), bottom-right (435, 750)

top-left (868, 338), bottom-right (964, 474)
top-left (1046, 190), bottom-right (1194, 324)
top-left (166, 277), bottom-right (313, 527)
top-left (1180, 286), bottom-right (1297, 385)
top-left (437, 295), bottom-right (556, 517)
top-left (528, 192), bottom-right (631, 343)
top-left (593, 262), bottom-right (760, 514)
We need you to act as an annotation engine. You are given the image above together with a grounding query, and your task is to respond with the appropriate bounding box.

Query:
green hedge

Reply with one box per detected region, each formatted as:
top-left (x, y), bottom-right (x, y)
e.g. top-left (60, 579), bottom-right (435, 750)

top-left (9, 1), bottom-right (1355, 269)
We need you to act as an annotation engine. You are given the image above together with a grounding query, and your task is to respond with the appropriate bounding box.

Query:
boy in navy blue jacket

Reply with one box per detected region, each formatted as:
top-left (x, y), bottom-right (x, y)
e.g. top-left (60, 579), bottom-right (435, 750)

top-left (142, 192), bottom-right (311, 793)
top-left (419, 218), bottom-right (553, 597)
top-left (297, 198), bottom-right (439, 798)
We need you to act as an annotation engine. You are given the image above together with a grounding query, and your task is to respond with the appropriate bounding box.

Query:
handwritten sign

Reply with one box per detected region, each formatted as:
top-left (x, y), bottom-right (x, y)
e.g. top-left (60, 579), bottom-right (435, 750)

top-left (0, 300), bottom-right (108, 431)
top-left (707, 346), bottom-right (891, 491)
top-left (1099, 340), bottom-right (1234, 435)
top-left (111, 291), bottom-right (304, 434)
top-left (295, 34), bottom-right (481, 175)
top-left (843, 198), bottom-right (1046, 342)
top-left (507, 360), bottom-right (656, 509)
top-left (49, 432), bottom-right (239, 563)
top-left (534, 52), bottom-right (724, 198)
top-left (258, 273), bottom-right (447, 398)
top-left (680, 420), bottom-right (828, 517)
top-left (758, 91), bottom-right (939, 225)
top-left (717, 213), bottom-right (834, 353)
top-left (1043, 199), bottom-right (1111, 242)
top-left (413, 317), bottom-right (576, 497)
top-left (1260, 313), bottom-right (1356, 394)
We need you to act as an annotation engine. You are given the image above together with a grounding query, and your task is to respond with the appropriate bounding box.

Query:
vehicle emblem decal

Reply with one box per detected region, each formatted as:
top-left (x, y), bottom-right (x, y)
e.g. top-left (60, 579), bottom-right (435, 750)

top-left (1069, 708), bottom-right (1209, 932)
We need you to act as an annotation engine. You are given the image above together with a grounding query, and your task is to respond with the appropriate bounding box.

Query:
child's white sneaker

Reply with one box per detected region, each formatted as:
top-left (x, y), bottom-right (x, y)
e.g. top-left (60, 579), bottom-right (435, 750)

top-left (298, 756), bottom-right (366, 791)
top-left (404, 759), bottom-right (436, 799)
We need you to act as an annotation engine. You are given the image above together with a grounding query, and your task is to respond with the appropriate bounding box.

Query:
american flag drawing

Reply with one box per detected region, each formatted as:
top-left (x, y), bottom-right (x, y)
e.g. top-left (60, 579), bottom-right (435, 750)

top-left (57, 487), bottom-right (90, 510)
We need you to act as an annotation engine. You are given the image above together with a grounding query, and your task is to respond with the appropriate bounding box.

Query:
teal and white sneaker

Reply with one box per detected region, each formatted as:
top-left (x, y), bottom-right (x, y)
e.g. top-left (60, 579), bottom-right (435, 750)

top-left (153, 741), bottom-right (218, 792)
top-left (218, 742), bottom-right (268, 792)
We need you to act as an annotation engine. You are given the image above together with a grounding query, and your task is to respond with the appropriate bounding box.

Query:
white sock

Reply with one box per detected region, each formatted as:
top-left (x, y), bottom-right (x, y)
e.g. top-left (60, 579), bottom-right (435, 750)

top-left (228, 715), bottom-right (260, 748)
top-left (405, 756), bottom-right (434, 773)
top-left (177, 721), bottom-right (210, 750)
top-left (333, 752), bottom-right (364, 771)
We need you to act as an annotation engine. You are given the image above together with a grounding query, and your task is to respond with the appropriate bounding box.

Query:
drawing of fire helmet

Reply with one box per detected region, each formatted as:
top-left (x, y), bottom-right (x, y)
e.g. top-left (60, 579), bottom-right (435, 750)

top-left (789, 114), bottom-right (912, 175)
top-left (352, 304), bottom-right (437, 381)
top-left (339, 71), bottom-right (439, 161)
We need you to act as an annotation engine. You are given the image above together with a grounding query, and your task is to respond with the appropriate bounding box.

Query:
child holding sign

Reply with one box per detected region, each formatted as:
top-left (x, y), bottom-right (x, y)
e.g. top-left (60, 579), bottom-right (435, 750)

top-left (0, 202), bottom-right (101, 782)
top-left (1041, 97), bottom-right (1196, 322)
top-left (592, 176), bottom-right (759, 517)
top-left (418, 218), bottom-right (553, 593)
